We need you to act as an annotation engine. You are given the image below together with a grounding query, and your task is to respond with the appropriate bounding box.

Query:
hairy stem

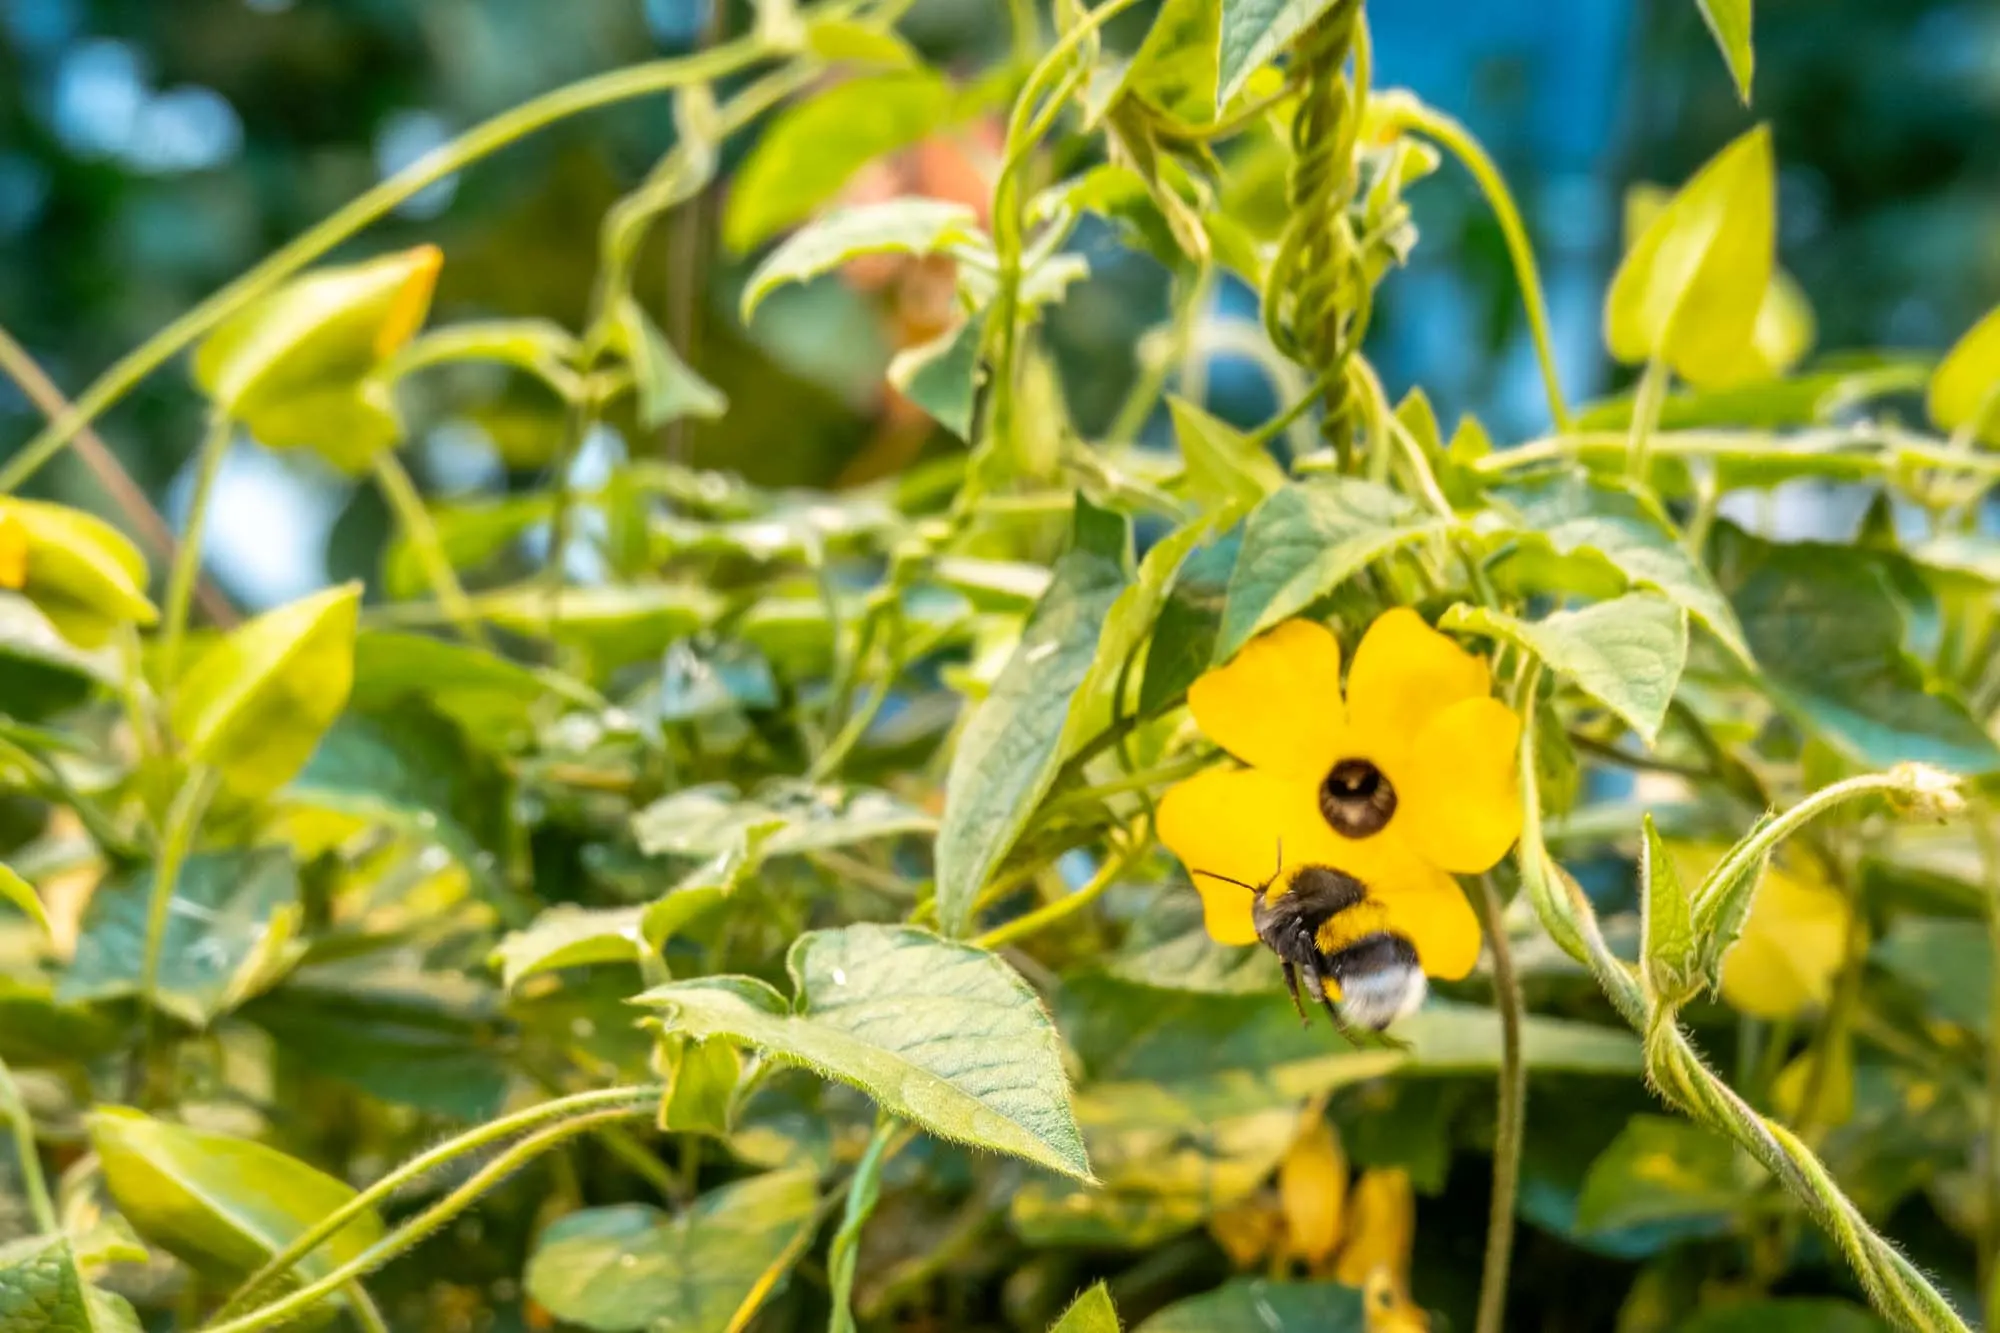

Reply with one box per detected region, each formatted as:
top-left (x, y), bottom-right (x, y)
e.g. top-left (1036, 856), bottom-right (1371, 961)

top-left (971, 825), bottom-right (1148, 951)
top-left (215, 1084), bottom-right (663, 1319)
top-left (1514, 668), bottom-right (1972, 1332)
top-left (1468, 872), bottom-right (1523, 1333)
top-left (202, 1105), bottom-right (653, 1333)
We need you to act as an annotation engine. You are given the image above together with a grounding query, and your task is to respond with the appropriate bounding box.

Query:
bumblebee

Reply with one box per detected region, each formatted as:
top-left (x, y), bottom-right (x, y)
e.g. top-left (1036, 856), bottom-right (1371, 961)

top-left (1197, 856), bottom-right (1425, 1036)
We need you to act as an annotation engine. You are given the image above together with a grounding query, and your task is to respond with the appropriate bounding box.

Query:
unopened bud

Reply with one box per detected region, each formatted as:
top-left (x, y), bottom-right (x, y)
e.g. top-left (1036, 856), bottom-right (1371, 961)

top-left (1888, 763), bottom-right (1966, 821)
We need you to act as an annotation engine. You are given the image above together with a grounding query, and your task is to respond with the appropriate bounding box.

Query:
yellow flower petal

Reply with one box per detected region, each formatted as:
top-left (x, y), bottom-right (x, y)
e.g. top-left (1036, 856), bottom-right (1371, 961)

top-left (1158, 767), bottom-right (1345, 944)
top-left (1376, 865), bottom-right (1482, 981)
top-left (1333, 1168), bottom-right (1416, 1290)
top-left (1345, 609), bottom-right (1488, 769)
top-left (0, 513), bottom-right (27, 590)
top-left (1279, 1115), bottom-right (1348, 1265)
top-left (1397, 697), bottom-right (1523, 873)
top-left (1189, 619), bottom-right (1348, 780)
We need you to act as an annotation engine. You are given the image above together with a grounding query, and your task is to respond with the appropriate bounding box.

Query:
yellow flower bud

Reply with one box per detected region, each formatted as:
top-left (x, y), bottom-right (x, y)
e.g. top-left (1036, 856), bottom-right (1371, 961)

top-left (1278, 1114), bottom-right (1348, 1266)
top-left (1334, 1168), bottom-right (1416, 1291)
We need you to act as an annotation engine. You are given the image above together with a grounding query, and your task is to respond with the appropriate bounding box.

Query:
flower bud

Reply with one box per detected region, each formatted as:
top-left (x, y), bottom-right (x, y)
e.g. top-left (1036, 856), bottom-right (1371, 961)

top-left (1887, 762), bottom-right (1966, 821)
top-left (1278, 1114), bottom-right (1348, 1266)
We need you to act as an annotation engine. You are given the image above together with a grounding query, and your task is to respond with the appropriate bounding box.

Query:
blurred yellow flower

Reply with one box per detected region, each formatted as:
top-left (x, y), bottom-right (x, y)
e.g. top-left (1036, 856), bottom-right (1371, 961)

top-left (0, 513), bottom-right (26, 590)
top-left (1158, 612), bottom-right (1523, 980)
top-left (1334, 1167), bottom-right (1418, 1290)
top-left (1279, 1114), bottom-right (1347, 1266)
top-left (1669, 843), bottom-right (1852, 1019)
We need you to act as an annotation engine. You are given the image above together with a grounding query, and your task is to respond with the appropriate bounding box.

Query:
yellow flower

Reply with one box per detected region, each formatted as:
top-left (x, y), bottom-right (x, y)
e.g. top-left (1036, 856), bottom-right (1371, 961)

top-left (1157, 611), bottom-right (1523, 980)
top-left (1334, 1167), bottom-right (1417, 1290)
top-left (1278, 1114), bottom-right (1348, 1266)
top-left (1668, 842), bottom-right (1851, 1019)
top-left (0, 513), bottom-right (27, 590)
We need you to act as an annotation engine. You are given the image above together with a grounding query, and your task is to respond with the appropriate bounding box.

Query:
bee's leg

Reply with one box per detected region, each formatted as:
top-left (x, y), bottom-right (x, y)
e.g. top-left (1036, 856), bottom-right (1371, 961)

top-left (1280, 961), bottom-right (1309, 1026)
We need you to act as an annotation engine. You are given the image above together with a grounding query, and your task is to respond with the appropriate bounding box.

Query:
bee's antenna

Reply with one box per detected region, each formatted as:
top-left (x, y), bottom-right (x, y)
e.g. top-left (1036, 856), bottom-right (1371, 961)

top-left (1193, 868), bottom-right (1262, 894)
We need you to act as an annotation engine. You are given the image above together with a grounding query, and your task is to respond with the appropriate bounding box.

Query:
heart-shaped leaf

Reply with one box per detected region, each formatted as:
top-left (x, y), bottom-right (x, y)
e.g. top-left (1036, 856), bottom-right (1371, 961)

top-left (638, 925), bottom-right (1091, 1180)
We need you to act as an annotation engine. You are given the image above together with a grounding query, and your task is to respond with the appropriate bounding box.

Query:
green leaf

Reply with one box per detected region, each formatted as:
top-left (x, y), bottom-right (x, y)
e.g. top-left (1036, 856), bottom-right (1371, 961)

top-left (1216, 479), bottom-right (1445, 660)
top-left (0, 591), bottom-right (120, 717)
top-left (350, 630), bottom-right (552, 744)
top-left (1126, 0), bottom-right (1221, 126)
top-left (1064, 512), bottom-right (1217, 757)
top-left (1217, 0), bottom-right (1347, 108)
top-left (1490, 473), bottom-right (1750, 665)
top-left (612, 296), bottom-right (726, 428)
top-left (59, 847), bottom-right (302, 1027)
top-left (247, 966), bottom-right (509, 1120)
top-left (1138, 531), bottom-right (1238, 716)
top-left (1874, 917), bottom-right (1991, 1034)
top-left (493, 906), bottom-right (650, 991)
top-left (656, 1034), bottom-right (744, 1136)
top-left (1442, 596), bottom-right (1688, 746)
top-left (1573, 1115), bottom-right (1739, 1236)
top-left (887, 310), bottom-right (986, 440)
top-left (826, 1121), bottom-right (894, 1333)
top-left (1136, 1279), bottom-right (1364, 1333)
top-left (935, 500), bottom-right (1130, 936)
top-left (0, 1235), bottom-right (142, 1333)
top-left (386, 317), bottom-right (583, 397)
top-left (171, 582), bottom-right (361, 797)
top-left (632, 781), bottom-right (931, 861)
top-left (1051, 1284), bottom-right (1122, 1333)
top-left (724, 72), bottom-right (956, 254)
top-left (1169, 397), bottom-right (1284, 512)
top-left (1929, 304), bottom-right (2000, 446)
top-left (1604, 126), bottom-right (1773, 388)
top-left (1714, 525), bottom-right (2000, 774)
top-left (1694, 0), bottom-right (1754, 103)
top-left (192, 246), bottom-right (440, 472)
top-left (1680, 1301), bottom-right (1888, 1333)
top-left (0, 499), bottom-right (157, 648)
top-left (1687, 813), bottom-right (1777, 991)
top-left (1575, 361), bottom-right (1927, 433)
top-left (742, 198), bottom-right (983, 320)
top-left (0, 864), bottom-right (48, 941)
top-left (1639, 816), bottom-right (1699, 1007)
top-left (523, 1170), bottom-right (819, 1333)
top-left (87, 1106), bottom-right (384, 1289)
top-left (638, 924), bottom-right (1091, 1180)
top-left (290, 699), bottom-right (513, 896)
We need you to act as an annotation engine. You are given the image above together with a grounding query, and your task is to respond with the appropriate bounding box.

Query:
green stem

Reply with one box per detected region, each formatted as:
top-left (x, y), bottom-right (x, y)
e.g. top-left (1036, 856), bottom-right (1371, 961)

top-left (829, 1116), bottom-right (898, 1333)
top-left (1977, 817), bottom-right (2000, 1329)
top-left (346, 1287), bottom-right (391, 1333)
top-left (1513, 669), bottom-right (1973, 1333)
top-left (137, 765), bottom-right (220, 1066)
top-left (0, 38), bottom-right (777, 495)
top-left (1045, 753), bottom-right (1214, 813)
top-left (1625, 358), bottom-right (1669, 485)
top-left (1478, 425), bottom-right (2000, 482)
top-left (0, 1055), bottom-right (56, 1234)
top-left (1401, 103), bottom-right (1572, 431)
top-left (202, 1105), bottom-right (652, 1333)
top-left (372, 451), bottom-right (493, 649)
top-left (161, 412), bottom-right (233, 688)
top-left (215, 1084), bottom-right (662, 1319)
top-left (971, 826), bottom-right (1146, 951)
top-left (1467, 872), bottom-right (1523, 1333)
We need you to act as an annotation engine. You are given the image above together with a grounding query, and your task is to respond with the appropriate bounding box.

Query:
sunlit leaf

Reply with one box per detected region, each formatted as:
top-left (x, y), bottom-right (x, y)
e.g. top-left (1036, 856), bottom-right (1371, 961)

top-left (741, 198), bottom-right (983, 320)
top-left (1605, 126), bottom-right (1773, 388)
top-left (1169, 397), bottom-right (1284, 512)
top-left (1639, 817), bottom-right (1698, 1007)
top-left (1050, 1284), bottom-right (1122, 1333)
top-left (1694, 0), bottom-right (1754, 103)
top-left (1928, 304), bottom-right (2000, 446)
top-left (935, 499), bottom-right (1129, 936)
top-left (171, 582), bottom-right (361, 796)
top-left (1217, 0), bottom-right (1348, 108)
top-left (0, 499), bottom-right (157, 648)
top-left (638, 925), bottom-right (1091, 1180)
top-left (887, 310), bottom-right (986, 440)
top-left (724, 71), bottom-right (956, 254)
top-left (524, 1170), bottom-right (819, 1333)
top-left (1442, 596), bottom-right (1688, 745)
top-left (88, 1106), bottom-right (384, 1289)
top-left (193, 246), bottom-right (440, 471)
top-left (0, 864), bottom-right (49, 941)
top-left (1125, 0), bottom-right (1221, 126)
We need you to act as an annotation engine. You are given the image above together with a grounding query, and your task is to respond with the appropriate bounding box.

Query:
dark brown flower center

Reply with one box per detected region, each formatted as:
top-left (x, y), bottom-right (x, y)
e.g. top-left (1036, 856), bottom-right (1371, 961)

top-left (1319, 758), bottom-right (1396, 838)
